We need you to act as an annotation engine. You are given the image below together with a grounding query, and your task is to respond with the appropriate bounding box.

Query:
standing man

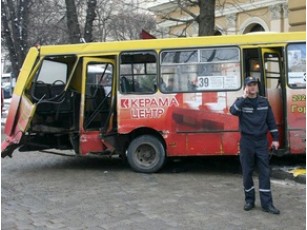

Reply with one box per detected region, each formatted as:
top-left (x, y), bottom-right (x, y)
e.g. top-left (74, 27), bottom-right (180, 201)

top-left (230, 76), bottom-right (280, 214)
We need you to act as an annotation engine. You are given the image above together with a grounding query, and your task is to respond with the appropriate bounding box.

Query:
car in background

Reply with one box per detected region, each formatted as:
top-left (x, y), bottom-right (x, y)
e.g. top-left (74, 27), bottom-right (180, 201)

top-left (1, 87), bottom-right (3, 114)
top-left (1, 73), bottom-right (15, 98)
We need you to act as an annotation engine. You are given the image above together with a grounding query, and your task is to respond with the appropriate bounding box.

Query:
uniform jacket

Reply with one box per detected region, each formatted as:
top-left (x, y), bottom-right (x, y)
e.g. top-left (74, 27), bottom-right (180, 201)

top-left (230, 95), bottom-right (279, 141)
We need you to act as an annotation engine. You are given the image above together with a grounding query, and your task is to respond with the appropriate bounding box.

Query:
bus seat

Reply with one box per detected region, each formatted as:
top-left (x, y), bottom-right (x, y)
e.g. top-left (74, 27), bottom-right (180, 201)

top-left (32, 81), bottom-right (50, 101)
top-left (31, 81), bottom-right (55, 113)
top-left (50, 84), bottom-right (65, 98)
top-left (54, 91), bottom-right (74, 114)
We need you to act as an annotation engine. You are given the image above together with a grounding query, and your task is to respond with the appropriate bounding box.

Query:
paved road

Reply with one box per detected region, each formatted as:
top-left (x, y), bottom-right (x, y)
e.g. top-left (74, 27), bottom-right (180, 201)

top-left (2, 145), bottom-right (306, 230)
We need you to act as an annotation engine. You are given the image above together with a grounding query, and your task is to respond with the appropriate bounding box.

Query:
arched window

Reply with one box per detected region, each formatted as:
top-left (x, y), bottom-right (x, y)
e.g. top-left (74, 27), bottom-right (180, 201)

top-left (249, 24), bottom-right (265, 32)
top-left (243, 23), bottom-right (265, 34)
top-left (214, 30), bottom-right (222, 36)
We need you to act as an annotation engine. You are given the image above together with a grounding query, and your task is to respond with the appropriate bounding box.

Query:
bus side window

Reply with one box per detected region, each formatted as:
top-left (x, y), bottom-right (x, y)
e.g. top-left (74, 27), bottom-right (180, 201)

top-left (160, 47), bottom-right (241, 92)
top-left (287, 43), bottom-right (306, 88)
top-left (120, 51), bottom-right (157, 94)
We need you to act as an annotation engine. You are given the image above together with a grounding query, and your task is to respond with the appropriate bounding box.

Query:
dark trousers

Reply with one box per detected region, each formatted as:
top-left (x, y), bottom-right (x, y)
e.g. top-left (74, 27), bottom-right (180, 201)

top-left (240, 135), bottom-right (273, 208)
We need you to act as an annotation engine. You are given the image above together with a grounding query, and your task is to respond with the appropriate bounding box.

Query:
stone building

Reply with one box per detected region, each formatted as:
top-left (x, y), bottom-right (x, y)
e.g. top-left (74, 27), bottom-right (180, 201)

top-left (149, 0), bottom-right (306, 37)
top-left (288, 0), bottom-right (306, 31)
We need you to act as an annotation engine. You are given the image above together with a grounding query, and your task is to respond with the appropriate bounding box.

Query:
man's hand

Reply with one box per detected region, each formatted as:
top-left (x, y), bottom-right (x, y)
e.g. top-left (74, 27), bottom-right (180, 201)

top-left (271, 141), bottom-right (279, 150)
top-left (243, 87), bottom-right (248, 98)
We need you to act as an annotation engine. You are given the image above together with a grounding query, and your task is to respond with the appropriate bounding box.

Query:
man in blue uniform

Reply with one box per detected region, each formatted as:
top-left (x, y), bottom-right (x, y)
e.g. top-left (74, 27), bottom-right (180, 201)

top-left (230, 76), bottom-right (280, 214)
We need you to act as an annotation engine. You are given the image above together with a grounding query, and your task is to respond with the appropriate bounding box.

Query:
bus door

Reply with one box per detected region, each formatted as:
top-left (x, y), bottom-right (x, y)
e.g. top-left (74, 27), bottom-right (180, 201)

top-left (79, 57), bottom-right (116, 155)
top-left (243, 47), bottom-right (285, 150)
top-left (260, 48), bottom-right (285, 150)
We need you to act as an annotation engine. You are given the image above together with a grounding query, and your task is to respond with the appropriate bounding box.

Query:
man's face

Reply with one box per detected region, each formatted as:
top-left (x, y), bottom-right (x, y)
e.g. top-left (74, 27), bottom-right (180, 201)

top-left (246, 82), bottom-right (258, 94)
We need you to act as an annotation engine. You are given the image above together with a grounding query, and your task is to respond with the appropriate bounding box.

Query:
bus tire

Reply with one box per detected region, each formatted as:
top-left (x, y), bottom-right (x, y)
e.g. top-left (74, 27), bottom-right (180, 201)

top-left (127, 135), bottom-right (165, 173)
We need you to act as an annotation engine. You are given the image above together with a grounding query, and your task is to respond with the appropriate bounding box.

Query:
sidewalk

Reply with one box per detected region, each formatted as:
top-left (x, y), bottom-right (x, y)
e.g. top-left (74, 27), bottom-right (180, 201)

top-left (271, 162), bottom-right (306, 184)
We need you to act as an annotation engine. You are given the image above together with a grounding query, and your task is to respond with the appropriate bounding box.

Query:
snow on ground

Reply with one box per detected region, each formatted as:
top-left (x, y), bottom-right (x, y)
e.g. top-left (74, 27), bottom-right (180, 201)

top-left (1, 98), bottom-right (11, 125)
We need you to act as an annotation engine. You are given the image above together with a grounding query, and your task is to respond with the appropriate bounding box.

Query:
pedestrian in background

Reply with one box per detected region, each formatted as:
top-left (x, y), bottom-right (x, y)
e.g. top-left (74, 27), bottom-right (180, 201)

top-left (166, 78), bottom-right (175, 91)
top-left (230, 76), bottom-right (280, 215)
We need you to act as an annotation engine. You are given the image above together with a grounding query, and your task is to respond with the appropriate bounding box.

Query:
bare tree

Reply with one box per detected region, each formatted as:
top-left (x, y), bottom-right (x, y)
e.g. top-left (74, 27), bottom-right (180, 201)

top-left (65, 0), bottom-right (99, 43)
top-left (1, 0), bottom-right (158, 78)
top-left (153, 0), bottom-right (276, 37)
top-left (65, 0), bottom-right (81, 43)
top-left (84, 0), bottom-right (97, 42)
top-left (90, 0), bottom-right (156, 42)
top-left (153, 0), bottom-right (217, 37)
top-left (198, 0), bottom-right (215, 36)
top-left (27, 0), bottom-right (69, 45)
top-left (1, 0), bottom-right (30, 78)
top-left (93, 0), bottom-right (114, 42)
top-left (108, 3), bottom-right (156, 41)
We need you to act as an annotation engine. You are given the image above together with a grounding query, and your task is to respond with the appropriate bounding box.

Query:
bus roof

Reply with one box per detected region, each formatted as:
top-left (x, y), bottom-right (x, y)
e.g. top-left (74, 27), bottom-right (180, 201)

top-left (39, 32), bottom-right (306, 56)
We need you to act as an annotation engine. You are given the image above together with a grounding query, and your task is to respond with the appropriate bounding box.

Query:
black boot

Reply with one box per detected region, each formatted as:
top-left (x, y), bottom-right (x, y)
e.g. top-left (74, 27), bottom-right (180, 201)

top-left (244, 202), bottom-right (255, 211)
top-left (262, 204), bottom-right (280, 214)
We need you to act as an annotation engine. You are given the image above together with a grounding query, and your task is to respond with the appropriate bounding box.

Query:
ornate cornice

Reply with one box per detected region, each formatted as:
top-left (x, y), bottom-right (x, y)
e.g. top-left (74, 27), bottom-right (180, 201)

top-left (226, 14), bottom-right (237, 28)
top-left (269, 4), bottom-right (283, 20)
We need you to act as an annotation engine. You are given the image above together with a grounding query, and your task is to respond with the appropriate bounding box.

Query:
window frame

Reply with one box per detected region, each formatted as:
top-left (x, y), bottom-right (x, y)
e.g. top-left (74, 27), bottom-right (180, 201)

top-left (119, 50), bottom-right (158, 95)
top-left (159, 46), bottom-right (242, 93)
top-left (34, 55), bottom-right (78, 85)
top-left (286, 42), bottom-right (306, 89)
top-left (36, 59), bottom-right (68, 84)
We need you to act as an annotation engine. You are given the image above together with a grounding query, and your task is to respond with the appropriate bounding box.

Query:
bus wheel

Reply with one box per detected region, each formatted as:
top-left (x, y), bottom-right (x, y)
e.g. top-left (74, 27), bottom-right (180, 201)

top-left (127, 135), bottom-right (165, 173)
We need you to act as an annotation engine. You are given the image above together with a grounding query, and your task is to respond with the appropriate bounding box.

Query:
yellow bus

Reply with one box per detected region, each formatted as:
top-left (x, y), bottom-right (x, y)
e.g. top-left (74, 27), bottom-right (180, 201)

top-left (2, 32), bottom-right (306, 173)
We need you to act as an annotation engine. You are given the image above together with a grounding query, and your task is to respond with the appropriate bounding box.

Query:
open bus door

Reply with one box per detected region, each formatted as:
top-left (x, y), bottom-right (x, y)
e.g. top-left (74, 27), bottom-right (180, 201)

top-left (260, 48), bottom-right (286, 153)
top-left (243, 47), bottom-right (286, 153)
top-left (79, 57), bottom-right (116, 155)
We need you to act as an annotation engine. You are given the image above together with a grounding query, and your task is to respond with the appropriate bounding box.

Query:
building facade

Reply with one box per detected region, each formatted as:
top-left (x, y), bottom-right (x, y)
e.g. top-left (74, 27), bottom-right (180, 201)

top-left (288, 0), bottom-right (306, 31)
top-left (149, 0), bottom-right (306, 37)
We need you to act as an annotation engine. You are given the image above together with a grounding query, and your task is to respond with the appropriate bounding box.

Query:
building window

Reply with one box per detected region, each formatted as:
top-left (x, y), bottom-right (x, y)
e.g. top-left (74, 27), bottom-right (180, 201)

top-left (243, 23), bottom-right (265, 34)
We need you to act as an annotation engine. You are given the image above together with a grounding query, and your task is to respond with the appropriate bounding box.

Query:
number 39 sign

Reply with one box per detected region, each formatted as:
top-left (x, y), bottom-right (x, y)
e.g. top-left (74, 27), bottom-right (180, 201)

top-left (198, 76), bottom-right (224, 90)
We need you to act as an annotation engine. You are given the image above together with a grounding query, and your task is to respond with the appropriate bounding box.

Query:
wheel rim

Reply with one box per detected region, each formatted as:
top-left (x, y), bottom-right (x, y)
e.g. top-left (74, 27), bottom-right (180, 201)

top-left (134, 144), bottom-right (159, 168)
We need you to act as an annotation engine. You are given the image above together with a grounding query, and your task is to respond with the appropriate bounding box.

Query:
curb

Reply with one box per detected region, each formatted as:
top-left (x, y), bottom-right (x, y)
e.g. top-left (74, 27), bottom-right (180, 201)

top-left (271, 169), bottom-right (306, 184)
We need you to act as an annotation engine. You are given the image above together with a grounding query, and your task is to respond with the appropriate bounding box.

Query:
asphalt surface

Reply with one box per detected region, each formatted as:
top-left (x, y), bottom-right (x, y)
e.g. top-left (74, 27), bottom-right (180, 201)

top-left (1, 140), bottom-right (306, 229)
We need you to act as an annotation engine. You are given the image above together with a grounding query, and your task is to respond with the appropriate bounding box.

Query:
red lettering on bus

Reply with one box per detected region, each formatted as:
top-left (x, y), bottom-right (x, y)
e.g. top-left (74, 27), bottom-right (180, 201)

top-left (131, 108), bottom-right (165, 119)
top-left (123, 97), bottom-right (179, 109)
top-left (121, 99), bottom-right (129, 108)
top-left (131, 99), bottom-right (138, 107)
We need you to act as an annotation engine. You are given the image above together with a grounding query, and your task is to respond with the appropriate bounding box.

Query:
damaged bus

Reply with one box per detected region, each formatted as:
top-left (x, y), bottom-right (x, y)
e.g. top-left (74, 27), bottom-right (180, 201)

top-left (2, 32), bottom-right (306, 172)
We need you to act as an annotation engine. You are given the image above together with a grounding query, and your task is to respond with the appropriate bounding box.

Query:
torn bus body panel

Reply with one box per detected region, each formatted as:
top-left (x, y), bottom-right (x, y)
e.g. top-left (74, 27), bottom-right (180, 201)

top-left (2, 48), bottom-right (39, 157)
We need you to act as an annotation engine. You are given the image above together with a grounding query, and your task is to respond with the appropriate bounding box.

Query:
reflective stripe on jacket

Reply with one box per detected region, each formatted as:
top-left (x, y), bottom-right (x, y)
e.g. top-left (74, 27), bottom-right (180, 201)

top-left (230, 96), bottom-right (279, 141)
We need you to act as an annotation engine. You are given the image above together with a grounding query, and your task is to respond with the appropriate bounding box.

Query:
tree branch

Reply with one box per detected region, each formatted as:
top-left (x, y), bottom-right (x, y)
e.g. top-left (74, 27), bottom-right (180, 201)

top-left (1, 0), bottom-right (19, 78)
top-left (176, 0), bottom-right (198, 20)
top-left (161, 15), bottom-right (195, 24)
